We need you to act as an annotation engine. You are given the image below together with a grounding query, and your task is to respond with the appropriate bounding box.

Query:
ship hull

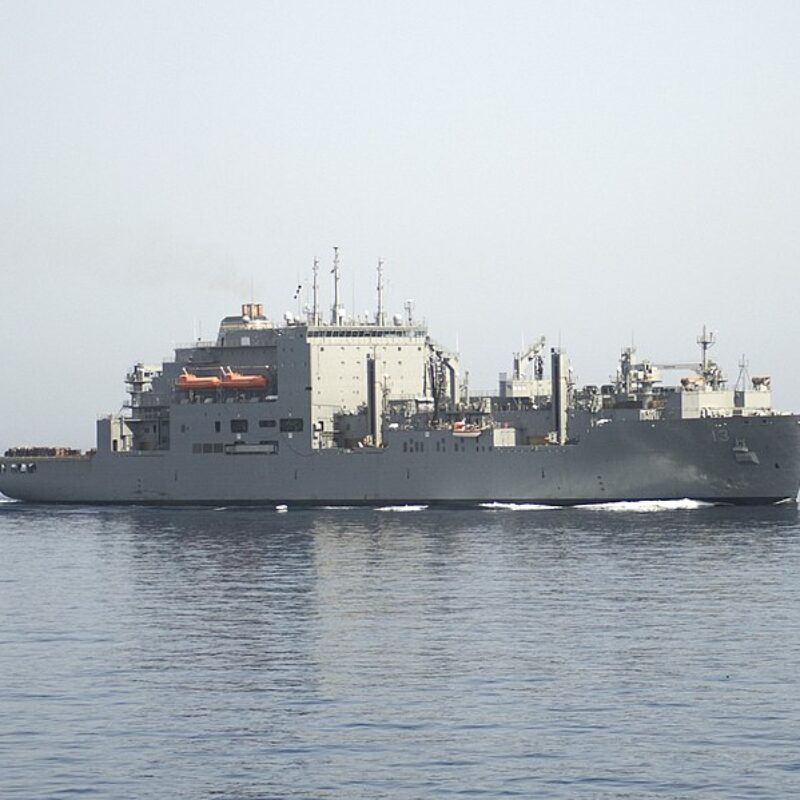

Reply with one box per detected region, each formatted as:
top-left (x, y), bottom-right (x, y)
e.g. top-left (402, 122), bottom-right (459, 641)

top-left (2, 415), bottom-right (799, 506)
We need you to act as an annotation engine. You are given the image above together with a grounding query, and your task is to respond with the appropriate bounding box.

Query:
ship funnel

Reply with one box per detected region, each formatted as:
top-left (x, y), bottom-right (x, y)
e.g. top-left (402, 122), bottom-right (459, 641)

top-left (241, 303), bottom-right (265, 320)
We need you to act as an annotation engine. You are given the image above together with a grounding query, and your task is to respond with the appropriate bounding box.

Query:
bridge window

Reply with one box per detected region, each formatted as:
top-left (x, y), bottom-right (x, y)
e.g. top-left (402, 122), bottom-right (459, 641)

top-left (231, 419), bottom-right (249, 433)
top-left (258, 419), bottom-right (276, 428)
top-left (280, 418), bottom-right (303, 432)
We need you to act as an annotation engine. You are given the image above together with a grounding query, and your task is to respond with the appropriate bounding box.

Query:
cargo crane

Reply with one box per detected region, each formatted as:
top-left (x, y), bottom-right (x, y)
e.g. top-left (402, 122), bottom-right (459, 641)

top-left (512, 336), bottom-right (546, 381)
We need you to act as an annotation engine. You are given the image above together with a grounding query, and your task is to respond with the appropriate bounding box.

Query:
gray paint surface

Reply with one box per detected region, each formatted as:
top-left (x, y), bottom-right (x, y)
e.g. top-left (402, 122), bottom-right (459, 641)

top-left (2, 310), bottom-right (798, 506)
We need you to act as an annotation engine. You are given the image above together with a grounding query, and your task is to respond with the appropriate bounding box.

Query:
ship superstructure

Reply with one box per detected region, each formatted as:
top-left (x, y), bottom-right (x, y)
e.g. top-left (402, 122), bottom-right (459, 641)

top-left (2, 254), bottom-right (799, 505)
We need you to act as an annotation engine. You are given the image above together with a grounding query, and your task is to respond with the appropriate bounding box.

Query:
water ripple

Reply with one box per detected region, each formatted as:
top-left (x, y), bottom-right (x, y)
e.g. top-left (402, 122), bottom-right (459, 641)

top-left (0, 504), bottom-right (798, 798)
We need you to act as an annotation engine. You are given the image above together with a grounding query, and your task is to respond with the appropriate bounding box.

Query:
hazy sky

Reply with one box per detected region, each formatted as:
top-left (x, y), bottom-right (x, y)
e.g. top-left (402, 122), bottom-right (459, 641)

top-left (2, 1), bottom-right (799, 448)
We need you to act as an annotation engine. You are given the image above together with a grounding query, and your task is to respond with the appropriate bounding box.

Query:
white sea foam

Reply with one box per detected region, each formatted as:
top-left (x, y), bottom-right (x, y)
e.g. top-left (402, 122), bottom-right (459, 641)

top-left (577, 498), bottom-right (714, 513)
top-left (321, 506), bottom-right (358, 510)
top-left (376, 504), bottom-right (429, 512)
top-left (275, 504), bottom-right (288, 513)
top-left (480, 501), bottom-right (560, 511)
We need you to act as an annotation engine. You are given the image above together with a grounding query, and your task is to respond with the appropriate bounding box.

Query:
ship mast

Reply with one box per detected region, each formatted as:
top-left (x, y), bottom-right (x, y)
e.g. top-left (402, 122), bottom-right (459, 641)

top-left (376, 258), bottom-right (386, 326)
top-left (404, 298), bottom-right (415, 326)
top-left (311, 257), bottom-right (320, 325)
top-left (735, 354), bottom-right (750, 391)
top-left (331, 246), bottom-right (343, 325)
top-left (697, 324), bottom-right (715, 379)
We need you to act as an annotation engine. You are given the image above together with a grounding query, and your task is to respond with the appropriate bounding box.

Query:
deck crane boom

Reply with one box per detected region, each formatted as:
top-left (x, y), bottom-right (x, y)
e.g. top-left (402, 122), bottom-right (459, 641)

top-left (512, 336), bottom-right (546, 380)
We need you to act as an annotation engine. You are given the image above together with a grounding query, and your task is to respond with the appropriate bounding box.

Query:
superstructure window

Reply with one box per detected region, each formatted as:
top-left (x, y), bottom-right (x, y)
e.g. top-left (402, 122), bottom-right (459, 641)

top-left (215, 421), bottom-right (221, 433)
top-left (193, 442), bottom-right (223, 454)
top-left (280, 418), bottom-right (303, 432)
top-left (258, 419), bottom-right (276, 428)
top-left (231, 419), bottom-right (249, 433)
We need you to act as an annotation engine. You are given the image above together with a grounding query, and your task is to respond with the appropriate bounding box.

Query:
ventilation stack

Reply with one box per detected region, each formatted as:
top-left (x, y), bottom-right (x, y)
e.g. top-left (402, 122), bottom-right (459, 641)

top-left (551, 348), bottom-right (569, 446)
top-left (366, 354), bottom-right (382, 447)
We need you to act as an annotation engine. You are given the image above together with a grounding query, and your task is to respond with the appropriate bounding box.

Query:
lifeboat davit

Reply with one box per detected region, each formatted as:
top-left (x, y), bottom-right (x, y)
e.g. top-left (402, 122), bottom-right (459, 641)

top-left (175, 371), bottom-right (222, 390)
top-left (221, 368), bottom-right (268, 390)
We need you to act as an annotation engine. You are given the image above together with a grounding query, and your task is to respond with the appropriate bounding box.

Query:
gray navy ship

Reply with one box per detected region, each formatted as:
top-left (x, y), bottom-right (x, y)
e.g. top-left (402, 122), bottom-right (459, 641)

top-left (2, 252), bottom-right (799, 506)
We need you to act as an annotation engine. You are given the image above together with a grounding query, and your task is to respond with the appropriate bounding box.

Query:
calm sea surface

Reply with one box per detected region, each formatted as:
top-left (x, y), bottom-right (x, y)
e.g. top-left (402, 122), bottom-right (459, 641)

top-left (1, 500), bottom-right (799, 799)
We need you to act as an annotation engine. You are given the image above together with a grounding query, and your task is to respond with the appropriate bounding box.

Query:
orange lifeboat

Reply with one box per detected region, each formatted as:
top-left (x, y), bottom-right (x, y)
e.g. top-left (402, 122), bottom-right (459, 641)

top-left (220, 368), bottom-right (268, 390)
top-left (175, 370), bottom-right (222, 391)
top-left (452, 419), bottom-right (484, 438)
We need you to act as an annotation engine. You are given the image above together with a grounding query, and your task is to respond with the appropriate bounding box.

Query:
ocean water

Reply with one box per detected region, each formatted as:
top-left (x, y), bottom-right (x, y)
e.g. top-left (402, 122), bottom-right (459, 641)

top-left (1, 500), bottom-right (799, 799)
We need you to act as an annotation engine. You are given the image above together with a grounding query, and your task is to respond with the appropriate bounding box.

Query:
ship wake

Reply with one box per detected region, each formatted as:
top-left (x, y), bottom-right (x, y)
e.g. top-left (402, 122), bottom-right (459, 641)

top-left (376, 504), bottom-right (429, 512)
top-left (480, 502), bottom-right (560, 511)
top-left (577, 498), bottom-right (716, 513)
